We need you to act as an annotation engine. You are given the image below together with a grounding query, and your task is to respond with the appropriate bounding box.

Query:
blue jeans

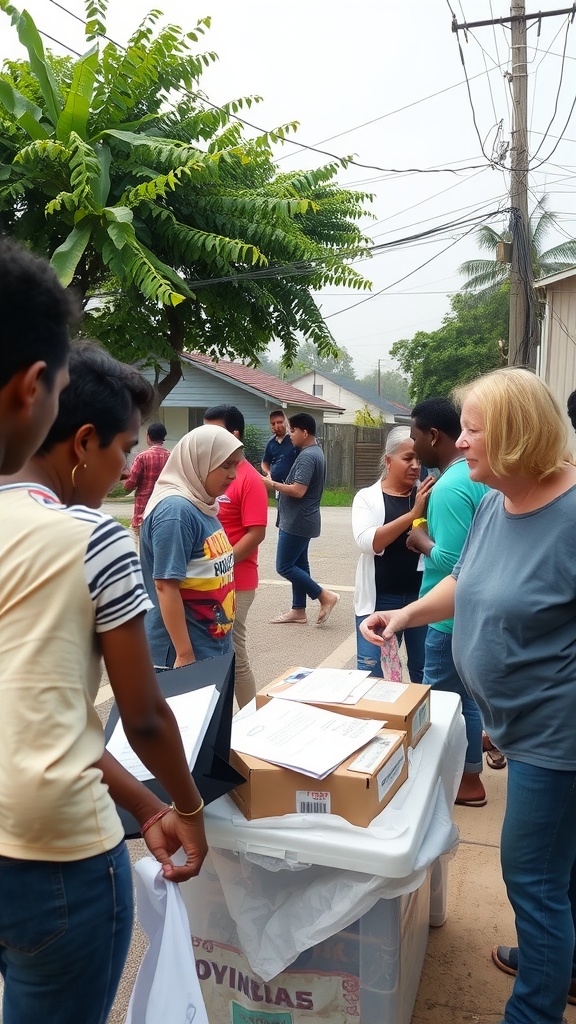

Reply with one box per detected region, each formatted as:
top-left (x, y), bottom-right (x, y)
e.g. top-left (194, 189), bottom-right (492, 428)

top-left (423, 626), bottom-right (483, 774)
top-left (0, 841), bottom-right (133, 1024)
top-left (276, 530), bottom-right (322, 609)
top-left (356, 590), bottom-right (426, 683)
top-left (500, 759), bottom-right (576, 1024)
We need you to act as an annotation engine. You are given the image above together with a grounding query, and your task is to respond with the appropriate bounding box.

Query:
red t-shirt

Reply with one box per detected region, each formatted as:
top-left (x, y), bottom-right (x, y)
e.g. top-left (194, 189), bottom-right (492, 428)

top-left (216, 460), bottom-right (268, 591)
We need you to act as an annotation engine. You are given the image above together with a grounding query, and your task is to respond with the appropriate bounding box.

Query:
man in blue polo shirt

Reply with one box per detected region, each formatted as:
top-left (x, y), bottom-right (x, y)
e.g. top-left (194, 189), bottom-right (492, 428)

top-left (261, 410), bottom-right (298, 483)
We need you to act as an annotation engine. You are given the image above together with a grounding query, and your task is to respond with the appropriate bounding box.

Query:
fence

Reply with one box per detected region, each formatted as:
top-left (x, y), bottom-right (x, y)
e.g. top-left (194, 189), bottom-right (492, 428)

top-left (245, 423), bottom-right (397, 490)
top-left (319, 424), bottom-right (396, 489)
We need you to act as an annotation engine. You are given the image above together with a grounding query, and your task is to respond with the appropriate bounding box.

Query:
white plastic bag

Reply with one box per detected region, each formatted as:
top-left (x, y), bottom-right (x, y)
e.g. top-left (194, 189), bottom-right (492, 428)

top-left (126, 857), bottom-right (209, 1024)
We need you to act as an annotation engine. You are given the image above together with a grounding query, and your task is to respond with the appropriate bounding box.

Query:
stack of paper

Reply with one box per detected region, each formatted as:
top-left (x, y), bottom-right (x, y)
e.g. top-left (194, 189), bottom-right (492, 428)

top-left (106, 685), bottom-right (219, 782)
top-left (270, 667), bottom-right (374, 705)
top-left (231, 699), bottom-right (384, 780)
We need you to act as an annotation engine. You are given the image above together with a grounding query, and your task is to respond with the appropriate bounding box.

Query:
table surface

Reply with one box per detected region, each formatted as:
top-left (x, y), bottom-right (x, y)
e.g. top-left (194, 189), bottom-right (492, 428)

top-left (203, 690), bottom-right (465, 878)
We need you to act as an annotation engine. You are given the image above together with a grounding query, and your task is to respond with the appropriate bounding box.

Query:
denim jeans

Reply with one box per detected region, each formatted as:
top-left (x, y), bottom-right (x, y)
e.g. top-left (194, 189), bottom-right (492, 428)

top-left (356, 590), bottom-right (426, 683)
top-left (276, 530), bottom-right (322, 608)
top-left (423, 626), bottom-right (483, 774)
top-left (500, 759), bottom-right (576, 1024)
top-left (0, 841), bottom-right (133, 1024)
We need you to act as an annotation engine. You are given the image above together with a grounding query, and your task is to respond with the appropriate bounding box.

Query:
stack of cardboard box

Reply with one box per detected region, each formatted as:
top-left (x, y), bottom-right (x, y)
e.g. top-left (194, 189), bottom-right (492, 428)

top-left (230, 671), bottom-right (431, 827)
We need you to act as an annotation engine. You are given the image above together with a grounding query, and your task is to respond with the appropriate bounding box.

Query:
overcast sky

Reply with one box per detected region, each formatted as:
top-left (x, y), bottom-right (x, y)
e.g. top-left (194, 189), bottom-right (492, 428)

top-left (2, 0), bottom-right (575, 376)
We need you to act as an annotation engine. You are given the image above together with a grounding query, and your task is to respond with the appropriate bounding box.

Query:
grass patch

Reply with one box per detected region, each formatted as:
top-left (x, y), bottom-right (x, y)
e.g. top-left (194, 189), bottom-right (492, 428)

top-left (267, 487), bottom-right (353, 508)
top-left (106, 483), bottom-right (128, 500)
top-left (114, 516), bottom-right (132, 529)
top-left (321, 487), bottom-right (354, 506)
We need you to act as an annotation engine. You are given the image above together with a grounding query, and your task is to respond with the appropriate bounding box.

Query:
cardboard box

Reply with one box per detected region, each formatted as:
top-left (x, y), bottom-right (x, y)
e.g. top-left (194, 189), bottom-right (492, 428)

top-left (230, 728), bottom-right (408, 827)
top-left (255, 671), bottom-right (431, 749)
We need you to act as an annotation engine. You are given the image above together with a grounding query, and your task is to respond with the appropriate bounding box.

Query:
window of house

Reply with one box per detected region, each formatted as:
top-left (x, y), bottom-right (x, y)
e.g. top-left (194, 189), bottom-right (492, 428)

top-left (313, 384), bottom-right (324, 396)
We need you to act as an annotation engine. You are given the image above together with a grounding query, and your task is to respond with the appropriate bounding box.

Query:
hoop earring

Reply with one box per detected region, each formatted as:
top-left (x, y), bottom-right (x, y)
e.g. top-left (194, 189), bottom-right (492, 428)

top-left (71, 462), bottom-right (86, 489)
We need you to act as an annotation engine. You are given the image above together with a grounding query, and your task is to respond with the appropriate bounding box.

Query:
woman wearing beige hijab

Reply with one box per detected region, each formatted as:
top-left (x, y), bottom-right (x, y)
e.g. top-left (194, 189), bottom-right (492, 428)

top-left (140, 424), bottom-right (244, 668)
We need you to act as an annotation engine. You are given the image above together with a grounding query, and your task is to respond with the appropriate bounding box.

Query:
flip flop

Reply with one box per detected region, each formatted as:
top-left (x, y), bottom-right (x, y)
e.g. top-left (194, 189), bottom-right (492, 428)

top-left (454, 796), bottom-right (488, 807)
top-left (485, 745), bottom-right (507, 769)
top-left (316, 592), bottom-right (340, 626)
top-left (270, 612), bottom-right (307, 624)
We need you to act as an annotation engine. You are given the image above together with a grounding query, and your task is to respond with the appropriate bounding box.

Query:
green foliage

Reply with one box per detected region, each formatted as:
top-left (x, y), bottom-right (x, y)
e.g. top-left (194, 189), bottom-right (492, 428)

top-left (0, 1), bottom-right (373, 401)
top-left (391, 288), bottom-right (509, 403)
top-left (460, 197), bottom-right (576, 300)
top-left (284, 340), bottom-right (356, 378)
top-left (357, 367), bottom-right (410, 405)
top-left (242, 423), bottom-right (268, 470)
top-left (354, 404), bottom-right (384, 427)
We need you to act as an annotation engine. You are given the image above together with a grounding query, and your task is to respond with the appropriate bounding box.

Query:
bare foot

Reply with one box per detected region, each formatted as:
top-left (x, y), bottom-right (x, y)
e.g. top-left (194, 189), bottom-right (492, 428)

top-left (316, 590), bottom-right (340, 625)
top-left (455, 772), bottom-right (487, 807)
top-left (270, 611), bottom-right (308, 624)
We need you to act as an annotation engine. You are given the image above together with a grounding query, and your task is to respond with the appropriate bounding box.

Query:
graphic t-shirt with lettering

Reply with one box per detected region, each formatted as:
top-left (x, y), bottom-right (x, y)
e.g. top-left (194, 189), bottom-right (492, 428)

top-left (140, 495), bottom-right (235, 666)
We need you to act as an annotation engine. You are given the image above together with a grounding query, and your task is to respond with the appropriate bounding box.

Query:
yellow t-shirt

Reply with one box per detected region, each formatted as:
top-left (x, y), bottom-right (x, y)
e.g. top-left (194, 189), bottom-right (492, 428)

top-left (0, 484), bottom-right (152, 861)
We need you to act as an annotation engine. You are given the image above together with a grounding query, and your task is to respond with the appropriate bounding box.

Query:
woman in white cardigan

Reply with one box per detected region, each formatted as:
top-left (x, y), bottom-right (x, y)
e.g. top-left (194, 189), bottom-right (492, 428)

top-left (352, 427), bottom-right (434, 680)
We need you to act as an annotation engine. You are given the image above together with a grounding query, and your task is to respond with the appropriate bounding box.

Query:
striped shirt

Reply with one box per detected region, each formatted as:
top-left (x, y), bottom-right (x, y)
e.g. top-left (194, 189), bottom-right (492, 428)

top-left (0, 483), bottom-right (152, 861)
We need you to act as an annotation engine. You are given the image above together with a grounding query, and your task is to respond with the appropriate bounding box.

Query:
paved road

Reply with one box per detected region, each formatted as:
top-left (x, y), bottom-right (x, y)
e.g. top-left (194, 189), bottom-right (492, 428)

top-left (101, 504), bottom-right (360, 1023)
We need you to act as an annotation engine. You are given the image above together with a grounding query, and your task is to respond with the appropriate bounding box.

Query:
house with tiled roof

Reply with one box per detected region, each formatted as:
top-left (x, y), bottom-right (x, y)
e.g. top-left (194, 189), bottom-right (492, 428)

top-left (290, 371), bottom-right (411, 425)
top-left (140, 353), bottom-right (344, 447)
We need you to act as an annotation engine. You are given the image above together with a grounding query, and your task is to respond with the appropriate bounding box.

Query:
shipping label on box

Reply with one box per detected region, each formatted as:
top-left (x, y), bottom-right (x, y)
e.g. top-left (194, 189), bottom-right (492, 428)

top-left (256, 671), bottom-right (431, 748)
top-left (230, 729), bottom-right (408, 827)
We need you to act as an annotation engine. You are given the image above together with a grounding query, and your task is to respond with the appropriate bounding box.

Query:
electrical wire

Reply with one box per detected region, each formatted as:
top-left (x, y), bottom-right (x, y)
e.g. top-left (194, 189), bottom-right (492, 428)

top-left (38, 0), bottom-right (493, 177)
top-left (530, 14), bottom-right (573, 162)
top-left (447, 0), bottom-right (499, 165)
top-left (323, 222), bottom-right (491, 321)
top-left (489, 0), bottom-right (511, 121)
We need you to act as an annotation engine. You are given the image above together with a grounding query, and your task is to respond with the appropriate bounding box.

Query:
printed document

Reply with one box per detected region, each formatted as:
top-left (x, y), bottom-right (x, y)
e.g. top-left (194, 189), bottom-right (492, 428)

top-left (270, 667), bottom-right (373, 705)
top-left (231, 700), bottom-right (383, 779)
top-left (106, 686), bottom-right (218, 782)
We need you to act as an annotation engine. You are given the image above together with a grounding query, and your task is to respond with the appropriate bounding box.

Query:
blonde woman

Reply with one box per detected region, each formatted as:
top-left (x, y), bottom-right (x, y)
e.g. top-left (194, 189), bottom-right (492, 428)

top-left (352, 426), bottom-right (434, 680)
top-left (361, 368), bottom-right (576, 1024)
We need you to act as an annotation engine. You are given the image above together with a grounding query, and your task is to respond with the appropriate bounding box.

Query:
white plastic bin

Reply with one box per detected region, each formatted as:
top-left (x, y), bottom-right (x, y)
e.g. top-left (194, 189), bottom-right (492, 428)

top-left (178, 691), bottom-right (465, 1024)
top-left (182, 853), bottom-right (431, 1024)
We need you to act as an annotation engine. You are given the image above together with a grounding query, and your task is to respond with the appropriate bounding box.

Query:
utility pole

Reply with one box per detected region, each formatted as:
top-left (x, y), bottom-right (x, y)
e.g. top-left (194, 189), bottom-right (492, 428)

top-left (508, 1), bottom-right (538, 366)
top-left (452, 4), bottom-right (576, 368)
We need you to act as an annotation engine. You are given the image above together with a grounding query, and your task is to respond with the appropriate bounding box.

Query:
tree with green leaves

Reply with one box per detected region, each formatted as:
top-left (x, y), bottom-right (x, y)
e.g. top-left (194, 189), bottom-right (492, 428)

top-left (285, 340), bottom-right (356, 380)
top-left (391, 288), bottom-right (508, 402)
top-left (0, 0), bottom-right (372, 401)
top-left (460, 197), bottom-right (576, 299)
top-left (357, 367), bottom-right (410, 405)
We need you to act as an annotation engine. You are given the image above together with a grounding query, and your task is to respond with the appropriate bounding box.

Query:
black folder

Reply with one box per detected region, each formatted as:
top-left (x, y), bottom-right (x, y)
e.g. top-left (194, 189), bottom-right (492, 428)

top-left (104, 652), bottom-right (244, 838)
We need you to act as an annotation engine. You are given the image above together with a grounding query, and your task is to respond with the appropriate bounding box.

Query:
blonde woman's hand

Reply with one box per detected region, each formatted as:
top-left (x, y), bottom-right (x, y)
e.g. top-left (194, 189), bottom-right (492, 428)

top-left (360, 609), bottom-right (409, 646)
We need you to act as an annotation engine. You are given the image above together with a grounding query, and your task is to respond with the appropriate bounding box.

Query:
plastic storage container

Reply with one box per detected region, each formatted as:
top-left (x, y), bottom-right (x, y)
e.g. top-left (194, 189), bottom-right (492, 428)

top-left (182, 854), bottom-right (432, 1024)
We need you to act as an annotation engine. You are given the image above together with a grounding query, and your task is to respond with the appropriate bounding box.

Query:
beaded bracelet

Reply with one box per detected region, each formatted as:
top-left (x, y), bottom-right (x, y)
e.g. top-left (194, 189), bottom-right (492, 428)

top-left (171, 798), bottom-right (204, 818)
top-left (140, 805), bottom-right (172, 835)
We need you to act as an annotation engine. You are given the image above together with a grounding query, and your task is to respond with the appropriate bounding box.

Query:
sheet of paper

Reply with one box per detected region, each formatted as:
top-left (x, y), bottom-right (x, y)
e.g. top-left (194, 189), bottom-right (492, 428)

top-left (363, 680), bottom-right (409, 703)
top-left (347, 733), bottom-right (405, 774)
top-left (231, 700), bottom-right (384, 779)
top-left (106, 685), bottom-right (218, 782)
top-left (270, 667), bottom-right (372, 705)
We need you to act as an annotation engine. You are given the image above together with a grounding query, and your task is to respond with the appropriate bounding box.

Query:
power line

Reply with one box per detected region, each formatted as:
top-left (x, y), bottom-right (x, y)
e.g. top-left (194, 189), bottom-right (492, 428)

top-left (37, 0), bottom-right (492, 178)
top-left (530, 14), bottom-right (573, 161)
top-left (447, 0), bottom-right (501, 166)
top-left (323, 219), bottom-right (496, 321)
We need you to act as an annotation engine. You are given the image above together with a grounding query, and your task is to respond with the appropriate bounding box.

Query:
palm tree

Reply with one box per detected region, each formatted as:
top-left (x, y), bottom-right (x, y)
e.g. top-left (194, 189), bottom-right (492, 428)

top-left (459, 197), bottom-right (576, 299)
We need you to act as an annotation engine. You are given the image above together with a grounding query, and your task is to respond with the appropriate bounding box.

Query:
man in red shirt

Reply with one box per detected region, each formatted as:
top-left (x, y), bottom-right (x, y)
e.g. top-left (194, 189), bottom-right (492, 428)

top-left (204, 404), bottom-right (268, 708)
top-left (123, 422), bottom-right (170, 534)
